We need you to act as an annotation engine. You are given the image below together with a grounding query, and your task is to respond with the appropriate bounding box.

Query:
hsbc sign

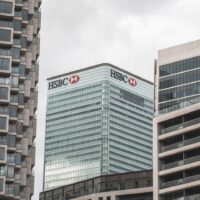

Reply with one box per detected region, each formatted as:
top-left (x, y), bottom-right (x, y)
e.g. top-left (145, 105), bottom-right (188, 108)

top-left (48, 75), bottom-right (80, 90)
top-left (110, 69), bottom-right (137, 86)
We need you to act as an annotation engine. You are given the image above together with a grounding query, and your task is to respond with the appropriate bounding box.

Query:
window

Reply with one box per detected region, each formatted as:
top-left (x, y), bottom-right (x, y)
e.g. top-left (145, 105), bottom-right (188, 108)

top-left (0, 116), bottom-right (7, 130)
top-left (0, 87), bottom-right (8, 100)
top-left (0, 166), bottom-right (5, 176)
top-left (6, 165), bottom-right (14, 177)
top-left (7, 135), bottom-right (16, 147)
top-left (0, 147), bottom-right (5, 160)
top-left (5, 183), bottom-right (14, 194)
top-left (15, 153), bottom-right (21, 165)
top-left (12, 48), bottom-right (20, 59)
top-left (0, 1), bottom-right (13, 14)
top-left (9, 105), bottom-right (17, 118)
top-left (14, 183), bottom-right (20, 196)
top-left (0, 29), bottom-right (11, 41)
top-left (7, 153), bottom-right (15, 163)
top-left (0, 57), bottom-right (10, 71)
top-left (0, 178), bottom-right (4, 193)
top-left (10, 76), bottom-right (18, 88)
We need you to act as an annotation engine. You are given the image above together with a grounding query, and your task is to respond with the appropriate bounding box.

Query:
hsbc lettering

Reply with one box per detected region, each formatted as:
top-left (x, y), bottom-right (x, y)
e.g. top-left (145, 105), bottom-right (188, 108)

top-left (48, 75), bottom-right (80, 90)
top-left (110, 69), bottom-right (137, 86)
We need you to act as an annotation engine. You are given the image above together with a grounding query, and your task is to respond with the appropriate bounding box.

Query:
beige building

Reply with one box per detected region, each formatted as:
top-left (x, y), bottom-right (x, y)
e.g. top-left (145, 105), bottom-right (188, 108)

top-left (153, 39), bottom-right (200, 199)
top-left (0, 0), bottom-right (41, 199)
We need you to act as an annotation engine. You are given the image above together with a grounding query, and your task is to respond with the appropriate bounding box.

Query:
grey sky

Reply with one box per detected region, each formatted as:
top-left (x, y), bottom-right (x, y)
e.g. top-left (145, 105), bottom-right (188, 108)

top-left (33, 0), bottom-right (200, 199)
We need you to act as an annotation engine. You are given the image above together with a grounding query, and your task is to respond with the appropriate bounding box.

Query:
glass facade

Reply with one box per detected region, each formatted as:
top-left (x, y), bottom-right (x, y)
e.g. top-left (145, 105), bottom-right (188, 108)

top-left (44, 64), bottom-right (153, 190)
top-left (159, 56), bottom-right (200, 114)
top-left (40, 170), bottom-right (152, 200)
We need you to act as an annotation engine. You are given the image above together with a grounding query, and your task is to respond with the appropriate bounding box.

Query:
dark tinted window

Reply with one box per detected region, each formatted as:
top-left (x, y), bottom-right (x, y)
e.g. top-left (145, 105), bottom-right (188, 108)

top-left (0, 29), bottom-right (11, 41)
top-left (0, 87), bottom-right (8, 100)
top-left (0, 116), bottom-right (6, 129)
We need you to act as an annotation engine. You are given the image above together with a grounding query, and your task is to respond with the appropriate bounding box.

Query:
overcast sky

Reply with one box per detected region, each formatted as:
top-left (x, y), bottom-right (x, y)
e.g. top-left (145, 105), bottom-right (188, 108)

top-left (33, 0), bottom-right (200, 199)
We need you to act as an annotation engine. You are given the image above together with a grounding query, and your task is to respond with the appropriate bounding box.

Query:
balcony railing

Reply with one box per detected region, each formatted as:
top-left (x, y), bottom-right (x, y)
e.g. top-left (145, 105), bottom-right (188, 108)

top-left (161, 136), bottom-right (200, 152)
top-left (160, 117), bottom-right (200, 135)
top-left (161, 155), bottom-right (200, 170)
top-left (161, 174), bottom-right (200, 189)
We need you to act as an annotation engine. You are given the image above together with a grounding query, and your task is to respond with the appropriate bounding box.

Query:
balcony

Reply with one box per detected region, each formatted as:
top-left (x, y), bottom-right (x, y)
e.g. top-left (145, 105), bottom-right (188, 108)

top-left (161, 174), bottom-right (200, 189)
top-left (160, 117), bottom-right (200, 135)
top-left (161, 154), bottom-right (200, 170)
top-left (161, 136), bottom-right (200, 152)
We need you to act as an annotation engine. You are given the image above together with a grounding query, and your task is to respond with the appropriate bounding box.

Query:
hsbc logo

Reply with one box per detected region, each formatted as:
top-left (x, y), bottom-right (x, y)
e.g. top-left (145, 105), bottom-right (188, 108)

top-left (110, 69), bottom-right (137, 87)
top-left (48, 75), bottom-right (80, 90)
top-left (128, 78), bottom-right (137, 86)
top-left (69, 75), bottom-right (80, 84)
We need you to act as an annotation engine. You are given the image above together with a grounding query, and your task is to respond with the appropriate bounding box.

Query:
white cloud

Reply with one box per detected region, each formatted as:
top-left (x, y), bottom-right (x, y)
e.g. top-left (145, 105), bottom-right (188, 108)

top-left (33, 0), bottom-right (200, 199)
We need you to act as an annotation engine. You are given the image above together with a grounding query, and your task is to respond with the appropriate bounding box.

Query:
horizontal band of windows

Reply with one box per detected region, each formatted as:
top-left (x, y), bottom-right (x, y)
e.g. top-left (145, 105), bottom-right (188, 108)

top-left (109, 125), bottom-right (151, 143)
top-left (110, 144), bottom-right (151, 161)
top-left (110, 90), bottom-right (153, 111)
top-left (46, 108), bottom-right (101, 123)
top-left (47, 90), bottom-right (102, 108)
top-left (45, 156), bottom-right (100, 166)
top-left (45, 149), bottom-right (100, 159)
top-left (110, 111), bottom-right (152, 131)
top-left (159, 95), bottom-right (200, 114)
top-left (159, 68), bottom-right (200, 90)
top-left (110, 114), bottom-right (152, 135)
top-left (110, 102), bottom-right (152, 121)
top-left (46, 105), bottom-right (101, 121)
top-left (45, 136), bottom-right (101, 150)
top-left (109, 162), bottom-right (145, 173)
top-left (110, 138), bottom-right (151, 155)
top-left (48, 83), bottom-right (102, 100)
top-left (46, 115), bottom-right (101, 129)
top-left (110, 120), bottom-right (152, 139)
top-left (46, 125), bottom-right (101, 138)
top-left (46, 131), bottom-right (102, 146)
top-left (110, 96), bottom-right (153, 115)
top-left (110, 152), bottom-right (152, 167)
top-left (110, 84), bottom-right (153, 104)
top-left (47, 102), bottom-right (101, 117)
top-left (159, 81), bottom-right (200, 103)
top-left (46, 122), bottom-right (101, 136)
top-left (159, 56), bottom-right (200, 77)
top-left (47, 94), bottom-right (101, 111)
top-left (110, 131), bottom-right (151, 149)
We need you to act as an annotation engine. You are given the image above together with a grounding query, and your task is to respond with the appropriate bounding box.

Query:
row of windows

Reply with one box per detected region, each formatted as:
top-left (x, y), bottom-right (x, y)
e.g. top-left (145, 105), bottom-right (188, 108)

top-left (160, 56), bottom-right (200, 77)
top-left (0, 47), bottom-right (20, 59)
top-left (159, 95), bottom-right (200, 114)
top-left (159, 68), bottom-right (200, 89)
top-left (48, 83), bottom-right (102, 101)
top-left (46, 108), bottom-right (101, 124)
top-left (159, 81), bottom-right (200, 102)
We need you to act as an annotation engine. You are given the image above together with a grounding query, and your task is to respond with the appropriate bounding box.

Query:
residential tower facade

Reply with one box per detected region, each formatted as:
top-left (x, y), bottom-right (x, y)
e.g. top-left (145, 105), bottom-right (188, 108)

top-left (0, 0), bottom-right (41, 199)
top-left (153, 40), bottom-right (200, 200)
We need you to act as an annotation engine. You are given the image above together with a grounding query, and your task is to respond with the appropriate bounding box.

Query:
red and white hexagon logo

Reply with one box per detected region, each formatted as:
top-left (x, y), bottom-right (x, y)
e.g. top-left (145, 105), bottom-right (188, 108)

top-left (69, 75), bottom-right (80, 84)
top-left (128, 78), bottom-right (137, 86)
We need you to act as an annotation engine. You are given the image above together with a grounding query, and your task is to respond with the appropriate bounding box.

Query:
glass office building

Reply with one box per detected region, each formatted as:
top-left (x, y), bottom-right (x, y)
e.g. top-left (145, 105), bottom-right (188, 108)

top-left (44, 63), bottom-right (153, 190)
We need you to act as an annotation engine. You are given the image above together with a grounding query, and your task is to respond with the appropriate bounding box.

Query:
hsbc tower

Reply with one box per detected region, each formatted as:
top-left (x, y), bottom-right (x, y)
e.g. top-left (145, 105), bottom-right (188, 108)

top-left (44, 63), bottom-right (153, 190)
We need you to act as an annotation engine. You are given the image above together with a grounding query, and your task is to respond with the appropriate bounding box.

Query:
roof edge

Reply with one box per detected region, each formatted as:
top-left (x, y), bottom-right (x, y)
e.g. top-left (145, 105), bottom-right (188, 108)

top-left (47, 63), bottom-right (153, 85)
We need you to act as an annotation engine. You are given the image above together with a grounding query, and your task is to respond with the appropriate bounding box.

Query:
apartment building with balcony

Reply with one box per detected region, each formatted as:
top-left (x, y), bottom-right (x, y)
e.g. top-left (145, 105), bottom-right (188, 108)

top-left (153, 39), bottom-right (200, 200)
top-left (0, 0), bottom-right (41, 199)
